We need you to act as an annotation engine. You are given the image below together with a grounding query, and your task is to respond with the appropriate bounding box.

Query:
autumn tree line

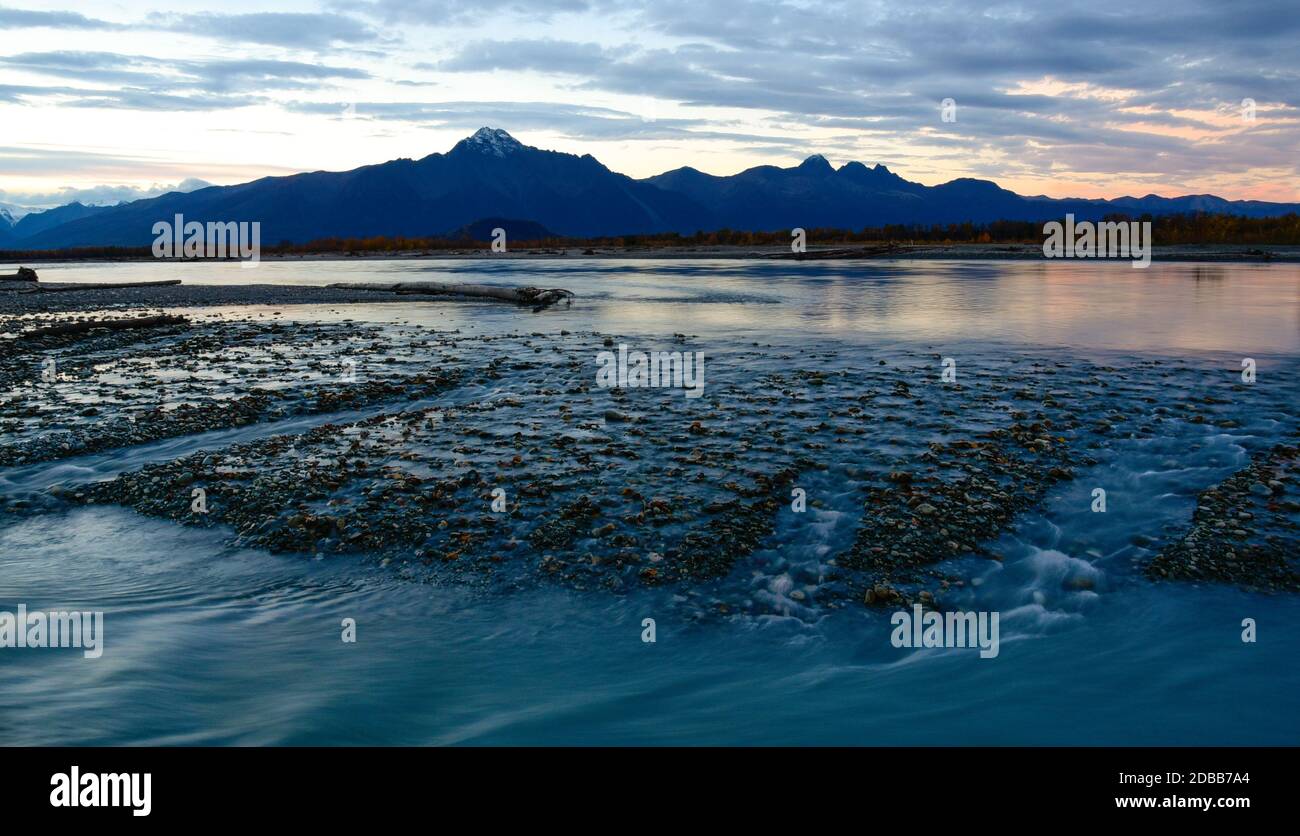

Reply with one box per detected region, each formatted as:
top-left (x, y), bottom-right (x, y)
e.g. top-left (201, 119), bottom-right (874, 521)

top-left (4, 211), bottom-right (1298, 260)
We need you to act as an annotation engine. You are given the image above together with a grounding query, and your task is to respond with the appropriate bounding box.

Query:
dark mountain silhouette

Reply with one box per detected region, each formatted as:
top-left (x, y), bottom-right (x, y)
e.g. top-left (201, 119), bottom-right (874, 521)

top-left (646, 160), bottom-right (1300, 228)
top-left (9, 127), bottom-right (1300, 249)
top-left (448, 217), bottom-right (556, 241)
top-left (15, 128), bottom-right (711, 249)
top-left (4, 202), bottom-right (109, 244)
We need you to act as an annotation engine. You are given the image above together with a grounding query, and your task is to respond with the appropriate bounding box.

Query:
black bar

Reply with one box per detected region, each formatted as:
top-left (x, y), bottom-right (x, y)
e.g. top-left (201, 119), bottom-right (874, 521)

top-left (9, 746), bottom-right (1280, 820)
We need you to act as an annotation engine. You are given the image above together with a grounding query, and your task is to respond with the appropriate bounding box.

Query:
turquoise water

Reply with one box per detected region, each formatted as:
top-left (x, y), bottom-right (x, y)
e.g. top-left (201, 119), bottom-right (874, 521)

top-left (2, 505), bottom-right (1295, 745)
top-left (1, 259), bottom-right (1297, 745)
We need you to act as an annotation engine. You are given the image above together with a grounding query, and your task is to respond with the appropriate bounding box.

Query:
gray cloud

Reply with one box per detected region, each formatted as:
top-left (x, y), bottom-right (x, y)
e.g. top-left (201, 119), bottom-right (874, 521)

top-left (336, 0), bottom-right (593, 26)
top-left (0, 6), bottom-right (122, 30)
top-left (284, 98), bottom-right (792, 145)
top-left (147, 11), bottom-right (385, 48)
top-left (0, 145), bottom-right (181, 177)
top-left (420, 0), bottom-right (1300, 186)
top-left (0, 178), bottom-right (213, 210)
top-left (0, 52), bottom-right (167, 86)
top-left (0, 6), bottom-right (383, 50)
top-left (438, 38), bottom-right (618, 74)
top-left (2, 0), bottom-right (1297, 194)
top-left (0, 51), bottom-right (371, 104)
top-left (0, 82), bottom-right (86, 103)
top-left (0, 145), bottom-right (295, 203)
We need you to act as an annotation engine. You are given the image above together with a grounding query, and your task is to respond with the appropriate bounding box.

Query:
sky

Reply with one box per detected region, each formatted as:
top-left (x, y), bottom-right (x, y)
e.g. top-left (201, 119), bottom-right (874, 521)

top-left (1, 0), bottom-right (1297, 210)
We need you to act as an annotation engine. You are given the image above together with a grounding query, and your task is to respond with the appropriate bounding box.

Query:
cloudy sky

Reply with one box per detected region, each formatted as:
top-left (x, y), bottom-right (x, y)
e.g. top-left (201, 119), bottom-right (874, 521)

top-left (1, 0), bottom-right (1297, 209)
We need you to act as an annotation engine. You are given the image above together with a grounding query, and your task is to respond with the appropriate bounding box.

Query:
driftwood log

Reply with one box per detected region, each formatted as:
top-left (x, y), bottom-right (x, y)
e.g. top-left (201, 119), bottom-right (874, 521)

top-left (20, 314), bottom-right (189, 340)
top-left (328, 281), bottom-right (574, 309)
top-left (764, 243), bottom-right (902, 260)
top-left (0, 267), bottom-right (38, 282)
top-left (19, 279), bottom-right (183, 293)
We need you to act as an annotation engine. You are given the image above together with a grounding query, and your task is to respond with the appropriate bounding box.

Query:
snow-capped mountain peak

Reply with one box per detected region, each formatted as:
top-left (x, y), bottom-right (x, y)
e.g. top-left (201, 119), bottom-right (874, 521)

top-left (457, 127), bottom-right (525, 157)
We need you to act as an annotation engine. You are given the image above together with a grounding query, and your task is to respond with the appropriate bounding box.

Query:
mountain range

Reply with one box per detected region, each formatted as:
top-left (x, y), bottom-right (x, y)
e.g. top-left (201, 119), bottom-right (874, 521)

top-left (3, 127), bottom-right (1298, 250)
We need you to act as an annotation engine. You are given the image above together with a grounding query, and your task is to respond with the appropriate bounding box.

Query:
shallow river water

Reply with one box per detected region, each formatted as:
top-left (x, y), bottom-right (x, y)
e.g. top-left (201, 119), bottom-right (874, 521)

top-left (1, 258), bottom-right (1297, 744)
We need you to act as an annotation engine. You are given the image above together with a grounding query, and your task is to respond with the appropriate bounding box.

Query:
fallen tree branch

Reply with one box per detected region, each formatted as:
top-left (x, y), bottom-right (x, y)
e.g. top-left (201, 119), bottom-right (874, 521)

top-left (20, 314), bottom-right (189, 340)
top-left (18, 279), bottom-right (183, 293)
top-left (328, 281), bottom-right (574, 309)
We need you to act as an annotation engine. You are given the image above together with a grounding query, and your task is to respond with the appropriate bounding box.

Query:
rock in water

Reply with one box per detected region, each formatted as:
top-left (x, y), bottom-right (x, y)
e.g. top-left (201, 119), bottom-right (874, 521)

top-left (1, 266), bottom-right (38, 282)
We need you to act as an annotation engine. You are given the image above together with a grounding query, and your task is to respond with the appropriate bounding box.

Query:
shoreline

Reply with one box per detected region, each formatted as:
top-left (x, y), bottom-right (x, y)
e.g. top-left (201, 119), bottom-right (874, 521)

top-left (0, 283), bottom-right (444, 316)
top-left (4, 242), bottom-right (1300, 265)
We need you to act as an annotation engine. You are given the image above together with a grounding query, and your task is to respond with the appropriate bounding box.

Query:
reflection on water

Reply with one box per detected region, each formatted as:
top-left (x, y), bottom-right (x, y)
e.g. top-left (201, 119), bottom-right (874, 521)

top-left (8, 258), bottom-right (1299, 353)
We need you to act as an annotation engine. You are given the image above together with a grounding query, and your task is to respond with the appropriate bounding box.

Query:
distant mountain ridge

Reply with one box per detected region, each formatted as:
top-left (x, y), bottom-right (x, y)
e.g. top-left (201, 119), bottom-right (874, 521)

top-left (447, 217), bottom-right (556, 241)
top-left (6, 127), bottom-right (1299, 250)
top-left (1, 201), bottom-right (110, 247)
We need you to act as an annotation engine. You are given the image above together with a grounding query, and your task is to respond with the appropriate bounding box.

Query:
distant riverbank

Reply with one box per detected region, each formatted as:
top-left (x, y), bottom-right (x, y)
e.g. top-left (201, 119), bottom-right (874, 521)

top-left (5, 242), bottom-right (1300, 265)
